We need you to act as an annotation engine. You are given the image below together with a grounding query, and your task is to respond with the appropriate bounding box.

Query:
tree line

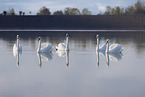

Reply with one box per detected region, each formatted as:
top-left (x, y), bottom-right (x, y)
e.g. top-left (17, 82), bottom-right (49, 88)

top-left (104, 0), bottom-right (145, 15)
top-left (37, 7), bottom-right (92, 15)
top-left (1, 0), bottom-right (145, 16)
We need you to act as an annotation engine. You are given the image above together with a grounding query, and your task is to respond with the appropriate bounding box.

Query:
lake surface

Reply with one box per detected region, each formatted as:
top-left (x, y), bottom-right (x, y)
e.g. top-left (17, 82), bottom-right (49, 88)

top-left (0, 31), bottom-right (145, 97)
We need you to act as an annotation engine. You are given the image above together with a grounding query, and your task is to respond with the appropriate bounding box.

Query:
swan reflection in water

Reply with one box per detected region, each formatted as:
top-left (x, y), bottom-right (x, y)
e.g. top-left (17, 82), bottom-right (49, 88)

top-left (96, 46), bottom-right (106, 66)
top-left (13, 50), bottom-right (22, 66)
top-left (37, 52), bottom-right (53, 67)
top-left (13, 35), bottom-right (22, 66)
top-left (56, 50), bottom-right (69, 66)
top-left (106, 52), bottom-right (123, 66)
top-left (96, 49), bottom-right (123, 67)
top-left (56, 33), bottom-right (70, 66)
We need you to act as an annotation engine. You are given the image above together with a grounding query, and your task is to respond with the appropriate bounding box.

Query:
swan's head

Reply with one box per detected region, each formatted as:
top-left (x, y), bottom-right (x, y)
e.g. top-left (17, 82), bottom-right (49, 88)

top-left (38, 37), bottom-right (41, 41)
top-left (17, 35), bottom-right (19, 39)
top-left (106, 39), bottom-right (109, 44)
top-left (66, 34), bottom-right (69, 37)
top-left (96, 35), bottom-right (99, 39)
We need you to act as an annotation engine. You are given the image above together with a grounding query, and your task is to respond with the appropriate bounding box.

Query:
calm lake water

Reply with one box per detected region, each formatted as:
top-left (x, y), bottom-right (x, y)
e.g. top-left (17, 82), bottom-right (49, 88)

top-left (0, 31), bottom-right (145, 97)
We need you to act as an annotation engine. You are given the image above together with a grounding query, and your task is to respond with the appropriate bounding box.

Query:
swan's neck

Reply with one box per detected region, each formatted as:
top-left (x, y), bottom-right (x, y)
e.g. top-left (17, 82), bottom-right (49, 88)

top-left (37, 40), bottom-right (41, 52)
top-left (66, 36), bottom-right (69, 51)
top-left (106, 41), bottom-right (109, 52)
top-left (17, 38), bottom-right (19, 50)
top-left (97, 38), bottom-right (99, 51)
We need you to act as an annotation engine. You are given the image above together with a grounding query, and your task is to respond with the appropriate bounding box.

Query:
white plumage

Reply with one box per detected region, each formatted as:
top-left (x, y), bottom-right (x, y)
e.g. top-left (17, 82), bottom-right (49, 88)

top-left (37, 37), bottom-right (53, 53)
top-left (96, 35), bottom-right (106, 51)
top-left (106, 39), bottom-right (124, 53)
top-left (56, 34), bottom-right (69, 51)
top-left (13, 35), bottom-right (22, 52)
top-left (13, 35), bottom-right (22, 66)
top-left (56, 43), bottom-right (66, 51)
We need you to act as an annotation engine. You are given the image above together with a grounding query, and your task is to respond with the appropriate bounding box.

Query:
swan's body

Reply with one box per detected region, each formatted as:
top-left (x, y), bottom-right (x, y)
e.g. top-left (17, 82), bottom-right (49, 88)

top-left (56, 34), bottom-right (69, 51)
top-left (13, 35), bottom-right (22, 66)
top-left (56, 43), bottom-right (66, 51)
top-left (106, 39), bottom-right (123, 53)
top-left (13, 35), bottom-right (22, 51)
top-left (96, 35), bottom-right (106, 51)
top-left (37, 37), bottom-right (53, 53)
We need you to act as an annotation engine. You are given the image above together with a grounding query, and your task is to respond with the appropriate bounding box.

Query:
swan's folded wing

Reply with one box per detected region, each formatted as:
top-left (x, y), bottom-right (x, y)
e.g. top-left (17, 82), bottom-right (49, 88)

top-left (58, 43), bottom-right (65, 47)
top-left (41, 43), bottom-right (48, 49)
top-left (109, 44), bottom-right (123, 52)
top-left (99, 44), bottom-right (106, 50)
top-left (19, 44), bottom-right (22, 51)
top-left (13, 44), bottom-right (17, 51)
top-left (109, 44), bottom-right (118, 51)
top-left (57, 43), bottom-right (66, 50)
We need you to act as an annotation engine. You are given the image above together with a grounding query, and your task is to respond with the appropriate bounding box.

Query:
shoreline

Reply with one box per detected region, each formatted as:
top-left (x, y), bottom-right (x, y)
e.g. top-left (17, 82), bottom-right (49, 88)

top-left (0, 29), bottom-right (145, 32)
top-left (1, 15), bottom-right (145, 30)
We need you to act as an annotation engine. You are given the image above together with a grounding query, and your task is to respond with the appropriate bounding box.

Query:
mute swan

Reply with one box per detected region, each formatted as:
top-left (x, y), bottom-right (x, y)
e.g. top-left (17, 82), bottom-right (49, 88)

top-left (56, 34), bottom-right (69, 51)
top-left (13, 35), bottom-right (22, 51)
top-left (106, 39), bottom-right (124, 53)
top-left (13, 35), bottom-right (22, 66)
top-left (37, 37), bottom-right (53, 53)
top-left (96, 35), bottom-right (106, 51)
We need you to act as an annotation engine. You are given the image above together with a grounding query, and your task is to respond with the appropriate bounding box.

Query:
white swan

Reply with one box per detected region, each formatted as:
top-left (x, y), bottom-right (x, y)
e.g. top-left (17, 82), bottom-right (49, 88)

top-left (13, 35), bottom-right (22, 66)
top-left (96, 35), bottom-right (106, 51)
top-left (37, 37), bottom-right (53, 53)
top-left (13, 35), bottom-right (22, 51)
top-left (106, 39), bottom-right (124, 53)
top-left (56, 34), bottom-right (69, 51)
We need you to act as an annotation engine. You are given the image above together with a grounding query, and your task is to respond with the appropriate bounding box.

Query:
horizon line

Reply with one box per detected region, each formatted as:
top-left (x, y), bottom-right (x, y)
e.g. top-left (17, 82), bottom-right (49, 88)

top-left (0, 29), bottom-right (145, 32)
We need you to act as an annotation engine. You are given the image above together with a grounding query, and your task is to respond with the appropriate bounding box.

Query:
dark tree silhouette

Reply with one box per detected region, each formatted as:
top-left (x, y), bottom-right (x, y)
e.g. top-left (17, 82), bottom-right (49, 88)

top-left (37, 6), bottom-right (51, 15)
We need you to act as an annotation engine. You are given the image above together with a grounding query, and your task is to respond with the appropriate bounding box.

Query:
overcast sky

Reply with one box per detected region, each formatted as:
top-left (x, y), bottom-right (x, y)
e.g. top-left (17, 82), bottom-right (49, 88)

top-left (0, 0), bottom-right (140, 15)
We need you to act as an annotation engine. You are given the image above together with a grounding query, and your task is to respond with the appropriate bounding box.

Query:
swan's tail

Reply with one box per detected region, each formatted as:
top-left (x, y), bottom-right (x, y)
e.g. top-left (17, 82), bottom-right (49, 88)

top-left (120, 47), bottom-right (124, 53)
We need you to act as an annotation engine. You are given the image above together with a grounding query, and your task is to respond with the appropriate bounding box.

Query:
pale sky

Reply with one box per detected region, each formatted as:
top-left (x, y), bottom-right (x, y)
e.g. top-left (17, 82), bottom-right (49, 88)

top-left (0, 0), bottom-right (140, 15)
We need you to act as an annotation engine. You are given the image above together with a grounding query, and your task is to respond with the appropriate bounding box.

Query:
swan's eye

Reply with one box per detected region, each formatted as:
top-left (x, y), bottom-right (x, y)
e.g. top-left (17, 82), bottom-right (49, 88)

top-left (38, 37), bottom-right (41, 40)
